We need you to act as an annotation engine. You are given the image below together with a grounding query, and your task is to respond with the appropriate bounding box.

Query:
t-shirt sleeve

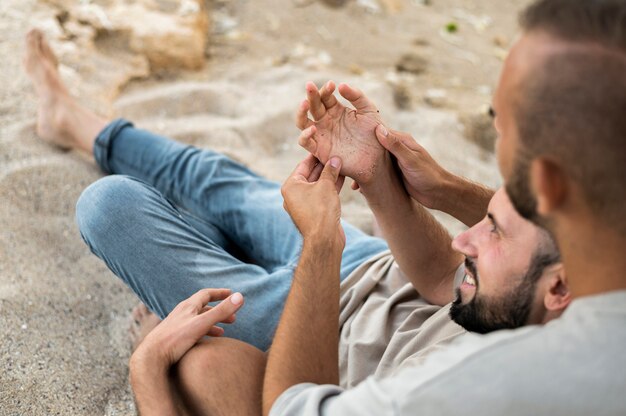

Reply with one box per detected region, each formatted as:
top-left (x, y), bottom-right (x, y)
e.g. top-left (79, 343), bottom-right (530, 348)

top-left (269, 378), bottom-right (396, 416)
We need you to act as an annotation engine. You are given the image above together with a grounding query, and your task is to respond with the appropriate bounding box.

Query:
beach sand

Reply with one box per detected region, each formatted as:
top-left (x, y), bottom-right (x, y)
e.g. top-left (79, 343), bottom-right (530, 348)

top-left (1, 0), bottom-right (527, 413)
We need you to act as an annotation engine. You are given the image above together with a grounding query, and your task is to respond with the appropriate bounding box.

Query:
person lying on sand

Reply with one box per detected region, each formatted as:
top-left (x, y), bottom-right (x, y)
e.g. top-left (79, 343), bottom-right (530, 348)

top-left (25, 23), bottom-right (570, 415)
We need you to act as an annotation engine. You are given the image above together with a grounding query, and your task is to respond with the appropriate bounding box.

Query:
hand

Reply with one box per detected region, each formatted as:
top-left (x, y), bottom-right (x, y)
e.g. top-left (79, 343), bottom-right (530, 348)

top-left (295, 81), bottom-right (386, 184)
top-left (281, 154), bottom-right (345, 247)
top-left (131, 288), bottom-right (244, 370)
top-left (375, 124), bottom-right (451, 210)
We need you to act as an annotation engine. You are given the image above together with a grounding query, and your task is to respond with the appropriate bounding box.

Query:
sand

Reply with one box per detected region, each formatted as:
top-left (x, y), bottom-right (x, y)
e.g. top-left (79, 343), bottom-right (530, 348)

top-left (0, 0), bottom-right (528, 414)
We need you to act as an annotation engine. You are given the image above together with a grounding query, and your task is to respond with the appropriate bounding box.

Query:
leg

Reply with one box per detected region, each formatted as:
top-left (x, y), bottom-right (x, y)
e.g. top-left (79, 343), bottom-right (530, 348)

top-left (25, 29), bottom-right (388, 278)
top-left (128, 306), bottom-right (262, 415)
top-left (92, 120), bottom-right (389, 277)
top-left (174, 338), bottom-right (266, 416)
top-left (76, 175), bottom-right (291, 351)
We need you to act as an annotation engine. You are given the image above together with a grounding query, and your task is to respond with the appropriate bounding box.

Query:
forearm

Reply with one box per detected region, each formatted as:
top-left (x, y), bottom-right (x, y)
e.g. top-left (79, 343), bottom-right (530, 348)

top-left (263, 237), bottom-right (342, 416)
top-left (436, 173), bottom-right (494, 227)
top-left (129, 354), bottom-right (178, 416)
top-left (361, 156), bottom-right (462, 306)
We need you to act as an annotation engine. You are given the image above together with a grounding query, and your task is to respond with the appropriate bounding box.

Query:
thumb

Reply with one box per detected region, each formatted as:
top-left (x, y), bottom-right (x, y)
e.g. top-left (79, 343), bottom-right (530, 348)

top-left (376, 125), bottom-right (414, 161)
top-left (205, 292), bottom-right (244, 323)
top-left (319, 156), bottom-right (342, 184)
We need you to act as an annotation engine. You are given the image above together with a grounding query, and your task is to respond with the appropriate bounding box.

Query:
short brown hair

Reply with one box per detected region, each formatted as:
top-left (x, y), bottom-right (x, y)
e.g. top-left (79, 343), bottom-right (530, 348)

top-left (515, 0), bottom-right (626, 236)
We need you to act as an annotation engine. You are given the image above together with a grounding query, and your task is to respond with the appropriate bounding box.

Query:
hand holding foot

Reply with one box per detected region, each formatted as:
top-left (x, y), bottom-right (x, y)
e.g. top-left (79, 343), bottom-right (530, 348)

top-left (375, 125), bottom-right (451, 210)
top-left (296, 81), bottom-right (386, 184)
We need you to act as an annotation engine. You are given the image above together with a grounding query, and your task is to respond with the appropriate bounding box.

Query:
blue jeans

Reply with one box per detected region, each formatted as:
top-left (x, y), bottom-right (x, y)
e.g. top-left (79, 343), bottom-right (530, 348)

top-left (76, 119), bottom-right (388, 351)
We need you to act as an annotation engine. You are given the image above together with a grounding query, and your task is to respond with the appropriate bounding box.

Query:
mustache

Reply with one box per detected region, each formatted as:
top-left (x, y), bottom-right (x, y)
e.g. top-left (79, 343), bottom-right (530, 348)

top-left (464, 257), bottom-right (479, 283)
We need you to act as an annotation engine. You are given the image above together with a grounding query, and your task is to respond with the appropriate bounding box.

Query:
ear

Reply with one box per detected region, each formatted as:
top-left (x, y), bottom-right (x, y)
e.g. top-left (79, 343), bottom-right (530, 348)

top-left (543, 263), bottom-right (571, 313)
top-left (530, 158), bottom-right (568, 217)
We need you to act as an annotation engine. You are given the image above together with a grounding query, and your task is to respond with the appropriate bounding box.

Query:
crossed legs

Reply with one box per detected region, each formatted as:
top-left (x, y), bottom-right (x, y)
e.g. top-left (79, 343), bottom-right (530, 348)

top-left (25, 28), bottom-right (388, 413)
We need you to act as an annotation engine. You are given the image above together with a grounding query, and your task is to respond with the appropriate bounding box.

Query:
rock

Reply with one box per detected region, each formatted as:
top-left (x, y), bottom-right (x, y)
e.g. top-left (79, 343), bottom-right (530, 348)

top-left (391, 82), bottom-right (412, 110)
top-left (320, 0), bottom-right (348, 7)
top-left (461, 111), bottom-right (498, 152)
top-left (396, 52), bottom-right (428, 75)
top-left (40, 0), bottom-right (210, 71)
top-left (423, 88), bottom-right (447, 107)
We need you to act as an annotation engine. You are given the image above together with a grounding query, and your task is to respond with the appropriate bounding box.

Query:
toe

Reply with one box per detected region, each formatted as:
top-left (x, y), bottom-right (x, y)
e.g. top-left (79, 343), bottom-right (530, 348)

top-left (40, 35), bottom-right (59, 67)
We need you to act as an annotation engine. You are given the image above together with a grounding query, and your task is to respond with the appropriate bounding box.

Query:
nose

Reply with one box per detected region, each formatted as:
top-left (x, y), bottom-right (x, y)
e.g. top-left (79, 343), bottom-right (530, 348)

top-left (452, 226), bottom-right (478, 259)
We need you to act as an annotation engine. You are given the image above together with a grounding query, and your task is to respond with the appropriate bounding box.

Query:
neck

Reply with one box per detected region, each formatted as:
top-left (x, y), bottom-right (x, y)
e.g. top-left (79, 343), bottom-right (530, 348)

top-left (556, 218), bottom-right (626, 299)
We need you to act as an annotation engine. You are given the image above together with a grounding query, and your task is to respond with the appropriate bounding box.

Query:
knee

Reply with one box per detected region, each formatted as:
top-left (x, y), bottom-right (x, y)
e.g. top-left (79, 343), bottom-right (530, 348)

top-left (75, 175), bottom-right (149, 249)
top-left (175, 338), bottom-right (266, 414)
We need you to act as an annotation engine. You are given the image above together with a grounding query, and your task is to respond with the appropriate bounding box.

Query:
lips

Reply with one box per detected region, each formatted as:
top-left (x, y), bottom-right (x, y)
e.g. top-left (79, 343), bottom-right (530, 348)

top-left (462, 258), bottom-right (479, 289)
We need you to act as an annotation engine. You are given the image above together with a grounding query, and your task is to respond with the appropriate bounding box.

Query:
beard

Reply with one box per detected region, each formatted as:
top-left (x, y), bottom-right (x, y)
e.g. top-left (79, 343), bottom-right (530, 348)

top-left (505, 153), bottom-right (540, 224)
top-left (506, 152), bottom-right (557, 238)
top-left (449, 257), bottom-right (539, 334)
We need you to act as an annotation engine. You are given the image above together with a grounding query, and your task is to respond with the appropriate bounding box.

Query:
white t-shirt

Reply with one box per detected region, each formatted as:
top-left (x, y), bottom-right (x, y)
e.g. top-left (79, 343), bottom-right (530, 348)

top-left (275, 284), bottom-right (626, 415)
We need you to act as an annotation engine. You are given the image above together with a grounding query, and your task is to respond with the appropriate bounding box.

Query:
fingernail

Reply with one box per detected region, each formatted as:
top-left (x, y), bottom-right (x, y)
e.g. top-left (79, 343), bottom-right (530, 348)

top-left (378, 125), bottom-right (388, 137)
top-left (330, 157), bottom-right (340, 168)
top-left (231, 292), bottom-right (243, 305)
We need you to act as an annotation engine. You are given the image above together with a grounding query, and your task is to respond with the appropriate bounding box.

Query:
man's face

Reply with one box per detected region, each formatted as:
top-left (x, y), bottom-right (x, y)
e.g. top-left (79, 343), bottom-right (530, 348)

top-left (450, 189), bottom-right (547, 333)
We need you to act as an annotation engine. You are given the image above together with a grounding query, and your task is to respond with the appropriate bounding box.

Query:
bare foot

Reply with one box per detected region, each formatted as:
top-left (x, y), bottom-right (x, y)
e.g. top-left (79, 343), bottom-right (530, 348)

top-left (296, 81), bottom-right (386, 184)
top-left (129, 303), bottom-right (162, 351)
top-left (23, 29), bottom-right (106, 153)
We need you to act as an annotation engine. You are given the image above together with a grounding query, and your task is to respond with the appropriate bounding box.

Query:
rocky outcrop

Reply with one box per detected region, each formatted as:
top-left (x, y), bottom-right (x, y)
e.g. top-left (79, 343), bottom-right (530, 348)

top-left (30, 0), bottom-right (210, 114)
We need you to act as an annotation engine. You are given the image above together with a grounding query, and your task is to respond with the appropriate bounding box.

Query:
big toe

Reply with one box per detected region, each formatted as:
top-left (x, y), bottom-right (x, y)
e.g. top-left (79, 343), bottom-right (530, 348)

top-left (24, 29), bottom-right (44, 69)
top-left (40, 34), bottom-right (59, 67)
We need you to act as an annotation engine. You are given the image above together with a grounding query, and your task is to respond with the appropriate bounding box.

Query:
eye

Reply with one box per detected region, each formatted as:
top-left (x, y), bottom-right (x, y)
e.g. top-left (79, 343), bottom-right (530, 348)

top-left (490, 223), bottom-right (498, 233)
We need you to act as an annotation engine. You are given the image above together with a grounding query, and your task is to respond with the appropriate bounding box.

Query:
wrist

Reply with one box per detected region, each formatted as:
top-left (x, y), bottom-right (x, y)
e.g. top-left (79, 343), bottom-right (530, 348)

top-left (430, 170), bottom-right (459, 213)
top-left (302, 230), bottom-right (344, 254)
top-left (129, 344), bottom-right (169, 381)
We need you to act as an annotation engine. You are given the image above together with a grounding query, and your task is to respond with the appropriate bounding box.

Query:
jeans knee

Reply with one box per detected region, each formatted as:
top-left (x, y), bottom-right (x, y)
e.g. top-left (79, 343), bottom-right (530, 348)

top-left (76, 175), bottom-right (148, 250)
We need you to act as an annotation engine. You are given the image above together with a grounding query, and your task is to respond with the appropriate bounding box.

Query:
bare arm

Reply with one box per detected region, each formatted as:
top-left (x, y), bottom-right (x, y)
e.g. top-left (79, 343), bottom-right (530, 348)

top-left (358, 149), bottom-right (463, 306)
top-left (373, 125), bottom-right (494, 229)
top-left (128, 289), bottom-right (244, 415)
top-left (263, 156), bottom-right (344, 416)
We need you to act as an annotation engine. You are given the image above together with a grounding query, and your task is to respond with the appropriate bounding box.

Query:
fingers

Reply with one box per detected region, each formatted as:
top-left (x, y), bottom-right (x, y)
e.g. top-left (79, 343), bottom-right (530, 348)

top-left (308, 160), bottom-right (324, 182)
top-left (319, 156), bottom-right (342, 184)
top-left (296, 100), bottom-right (314, 130)
top-left (338, 83), bottom-right (378, 112)
top-left (187, 288), bottom-right (232, 311)
top-left (196, 292), bottom-right (244, 330)
top-left (306, 82), bottom-right (326, 120)
top-left (207, 326), bottom-right (225, 337)
top-left (319, 80), bottom-right (338, 109)
top-left (298, 125), bottom-right (318, 154)
top-left (335, 175), bottom-right (346, 194)
top-left (290, 153), bottom-right (319, 181)
top-left (375, 124), bottom-right (417, 161)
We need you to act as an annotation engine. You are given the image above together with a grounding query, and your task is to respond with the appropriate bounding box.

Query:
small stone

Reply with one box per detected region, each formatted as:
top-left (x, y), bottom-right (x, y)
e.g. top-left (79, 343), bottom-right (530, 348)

top-left (391, 82), bottom-right (412, 110)
top-left (423, 88), bottom-right (447, 107)
top-left (349, 63), bottom-right (364, 75)
top-left (320, 0), bottom-right (348, 7)
top-left (461, 111), bottom-right (498, 152)
top-left (493, 35), bottom-right (508, 48)
top-left (395, 53), bottom-right (428, 75)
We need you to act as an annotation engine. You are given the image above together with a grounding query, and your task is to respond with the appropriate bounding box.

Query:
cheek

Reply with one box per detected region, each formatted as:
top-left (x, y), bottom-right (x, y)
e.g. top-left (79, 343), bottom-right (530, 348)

top-left (476, 244), bottom-right (509, 297)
